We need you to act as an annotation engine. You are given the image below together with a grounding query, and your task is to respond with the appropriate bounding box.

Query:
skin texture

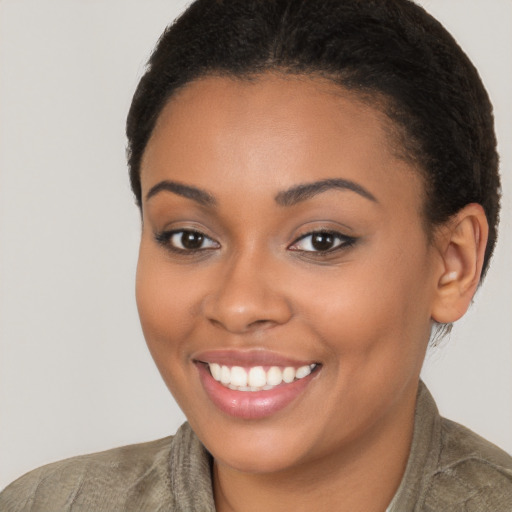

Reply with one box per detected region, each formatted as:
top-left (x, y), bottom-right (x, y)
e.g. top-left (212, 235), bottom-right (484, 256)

top-left (136, 75), bottom-right (488, 512)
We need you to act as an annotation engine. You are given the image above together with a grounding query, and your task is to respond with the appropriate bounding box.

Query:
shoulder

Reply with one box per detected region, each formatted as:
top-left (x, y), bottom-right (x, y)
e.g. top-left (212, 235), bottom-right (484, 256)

top-left (423, 417), bottom-right (512, 511)
top-left (0, 435), bottom-right (175, 512)
top-left (0, 422), bottom-right (215, 512)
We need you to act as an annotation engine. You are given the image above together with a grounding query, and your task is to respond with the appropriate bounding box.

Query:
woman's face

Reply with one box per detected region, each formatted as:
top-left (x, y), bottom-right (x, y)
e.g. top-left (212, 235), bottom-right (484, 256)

top-left (136, 75), bottom-right (441, 474)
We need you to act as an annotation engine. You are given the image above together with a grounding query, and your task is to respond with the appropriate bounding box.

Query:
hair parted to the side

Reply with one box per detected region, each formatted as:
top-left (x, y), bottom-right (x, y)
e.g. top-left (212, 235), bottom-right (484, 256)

top-left (126, 0), bottom-right (500, 278)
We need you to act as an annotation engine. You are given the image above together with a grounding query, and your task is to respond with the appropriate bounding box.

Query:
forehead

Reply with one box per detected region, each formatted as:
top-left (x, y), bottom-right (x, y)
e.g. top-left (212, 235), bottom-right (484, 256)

top-left (140, 74), bottom-right (423, 210)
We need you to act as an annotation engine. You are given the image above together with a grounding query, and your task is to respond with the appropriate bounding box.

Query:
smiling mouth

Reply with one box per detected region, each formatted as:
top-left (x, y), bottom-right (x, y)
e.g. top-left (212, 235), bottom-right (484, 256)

top-left (207, 363), bottom-right (319, 392)
top-left (194, 350), bottom-right (321, 419)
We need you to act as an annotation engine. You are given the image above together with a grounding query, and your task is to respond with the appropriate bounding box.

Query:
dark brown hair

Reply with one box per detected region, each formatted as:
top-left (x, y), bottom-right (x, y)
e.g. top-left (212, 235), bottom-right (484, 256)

top-left (126, 0), bottom-right (500, 276)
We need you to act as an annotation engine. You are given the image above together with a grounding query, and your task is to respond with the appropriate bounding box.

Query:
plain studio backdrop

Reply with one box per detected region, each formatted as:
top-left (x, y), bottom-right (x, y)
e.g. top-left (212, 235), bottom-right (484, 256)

top-left (0, 0), bottom-right (511, 490)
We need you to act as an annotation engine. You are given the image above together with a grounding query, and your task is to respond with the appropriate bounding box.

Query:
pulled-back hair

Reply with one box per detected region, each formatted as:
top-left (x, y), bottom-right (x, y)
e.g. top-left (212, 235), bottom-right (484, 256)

top-left (126, 0), bottom-right (500, 277)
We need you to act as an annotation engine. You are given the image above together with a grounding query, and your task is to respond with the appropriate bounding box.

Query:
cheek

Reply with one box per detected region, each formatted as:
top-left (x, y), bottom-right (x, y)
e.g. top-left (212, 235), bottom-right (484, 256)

top-left (292, 243), bottom-right (434, 432)
top-left (135, 243), bottom-right (199, 361)
top-left (135, 244), bottom-right (208, 413)
top-left (297, 238), bottom-right (434, 366)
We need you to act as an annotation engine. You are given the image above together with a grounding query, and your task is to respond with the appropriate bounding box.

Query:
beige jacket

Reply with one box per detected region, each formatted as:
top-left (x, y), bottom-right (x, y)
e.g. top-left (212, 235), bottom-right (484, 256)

top-left (1, 382), bottom-right (511, 511)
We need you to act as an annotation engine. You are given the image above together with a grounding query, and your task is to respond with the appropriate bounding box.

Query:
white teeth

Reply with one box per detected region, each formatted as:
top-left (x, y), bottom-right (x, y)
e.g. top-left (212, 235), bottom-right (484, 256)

top-left (210, 363), bottom-right (222, 381)
top-left (248, 366), bottom-right (267, 388)
top-left (295, 365), bottom-right (312, 379)
top-left (208, 363), bottom-right (317, 391)
top-left (230, 366), bottom-right (248, 387)
top-left (282, 366), bottom-right (295, 383)
top-left (266, 366), bottom-right (283, 386)
top-left (220, 365), bottom-right (231, 385)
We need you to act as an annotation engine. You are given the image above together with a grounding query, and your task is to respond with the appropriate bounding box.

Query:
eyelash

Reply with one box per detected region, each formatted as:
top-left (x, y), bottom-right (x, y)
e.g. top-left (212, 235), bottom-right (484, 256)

top-left (155, 229), bottom-right (220, 254)
top-left (288, 230), bottom-right (357, 255)
top-left (154, 229), bottom-right (357, 256)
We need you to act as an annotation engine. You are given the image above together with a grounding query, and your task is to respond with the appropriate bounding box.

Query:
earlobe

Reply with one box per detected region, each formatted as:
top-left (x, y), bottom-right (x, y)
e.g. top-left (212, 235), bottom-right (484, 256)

top-left (431, 204), bottom-right (489, 324)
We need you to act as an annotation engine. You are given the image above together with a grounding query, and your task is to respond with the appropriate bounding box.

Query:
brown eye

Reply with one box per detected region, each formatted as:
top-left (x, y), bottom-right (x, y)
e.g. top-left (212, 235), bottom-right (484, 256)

top-left (289, 231), bottom-right (356, 253)
top-left (311, 233), bottom-right (335, 251)
top-left (181, 231), bottom-right (204, 249)
top-left (155, 229), bottom-right (220, 252)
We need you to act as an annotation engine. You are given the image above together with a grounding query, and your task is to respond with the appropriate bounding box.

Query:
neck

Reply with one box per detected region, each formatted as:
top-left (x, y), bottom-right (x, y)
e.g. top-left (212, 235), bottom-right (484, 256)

top-left (213, 383), bottom-right (417, 512)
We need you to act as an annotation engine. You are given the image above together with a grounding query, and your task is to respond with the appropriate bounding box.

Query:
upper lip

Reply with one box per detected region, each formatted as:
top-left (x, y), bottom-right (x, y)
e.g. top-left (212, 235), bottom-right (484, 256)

top-left (192, 349), bottom-right (318, 368)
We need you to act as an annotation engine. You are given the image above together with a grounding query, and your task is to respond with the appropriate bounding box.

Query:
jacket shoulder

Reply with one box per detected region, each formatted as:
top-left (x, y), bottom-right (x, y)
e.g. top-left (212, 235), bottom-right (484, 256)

top-left (423, 418), bottom-right (512, 511)
top-left (0, 436), bottom-right (175, 512)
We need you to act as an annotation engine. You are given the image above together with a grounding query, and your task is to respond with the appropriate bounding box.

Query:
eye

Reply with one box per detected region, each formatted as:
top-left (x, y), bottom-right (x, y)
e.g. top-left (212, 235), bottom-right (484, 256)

top-left (289, 231), bottom-right (356, 253)
top-left (155, 229), bottom-right (220, 253)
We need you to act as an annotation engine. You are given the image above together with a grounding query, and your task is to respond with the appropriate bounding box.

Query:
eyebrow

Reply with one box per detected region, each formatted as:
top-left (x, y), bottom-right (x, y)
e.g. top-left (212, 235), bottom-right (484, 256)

top-left (274, 178), bottom-right (377, 206)
top-left (145, 177), bottom-right (376, 208)
top-left (145, 180), bottom-right (216, 207)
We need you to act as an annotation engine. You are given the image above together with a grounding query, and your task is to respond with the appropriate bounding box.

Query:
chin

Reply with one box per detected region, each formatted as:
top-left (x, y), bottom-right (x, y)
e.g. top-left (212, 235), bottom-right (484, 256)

top-left (214, 447), bottom-right (305, 475)
top-left (197, 418), bottom-right (319, 475)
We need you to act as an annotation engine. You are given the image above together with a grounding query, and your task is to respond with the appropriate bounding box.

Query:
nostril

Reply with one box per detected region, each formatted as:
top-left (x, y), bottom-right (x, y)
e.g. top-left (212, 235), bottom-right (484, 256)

top-left (208, 316), bottom-right (277, 334)
top-left (208, 318), bottom-right (224, 330)
top-left (248, 319), bottom-right (275, 329)
top-left (201, 269), bottom-right (293, 333)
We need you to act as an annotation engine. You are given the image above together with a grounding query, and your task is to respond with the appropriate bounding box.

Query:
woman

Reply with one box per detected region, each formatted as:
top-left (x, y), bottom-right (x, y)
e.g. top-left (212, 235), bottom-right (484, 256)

top-left (1, 0), bottom-right (511, 510)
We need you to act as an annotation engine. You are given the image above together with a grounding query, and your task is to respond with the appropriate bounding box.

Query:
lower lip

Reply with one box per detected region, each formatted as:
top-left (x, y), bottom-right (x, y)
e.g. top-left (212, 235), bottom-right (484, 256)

top-left (196, 363), bottom-right (317, 420)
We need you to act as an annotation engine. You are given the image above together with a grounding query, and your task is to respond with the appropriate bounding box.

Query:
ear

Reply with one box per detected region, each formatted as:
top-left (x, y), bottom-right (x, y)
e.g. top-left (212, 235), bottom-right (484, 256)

top-left (431, 203), bottom-right (489, 324)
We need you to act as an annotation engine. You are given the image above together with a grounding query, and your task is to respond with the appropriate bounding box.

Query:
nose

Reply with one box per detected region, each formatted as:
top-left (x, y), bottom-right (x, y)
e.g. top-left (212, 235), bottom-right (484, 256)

top-left (202, 251), bottom-right (293, 334)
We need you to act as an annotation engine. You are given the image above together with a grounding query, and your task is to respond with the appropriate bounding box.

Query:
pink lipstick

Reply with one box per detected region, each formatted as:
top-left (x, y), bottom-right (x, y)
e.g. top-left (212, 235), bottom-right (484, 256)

top-left (194, 350), bottom-right (320, 419)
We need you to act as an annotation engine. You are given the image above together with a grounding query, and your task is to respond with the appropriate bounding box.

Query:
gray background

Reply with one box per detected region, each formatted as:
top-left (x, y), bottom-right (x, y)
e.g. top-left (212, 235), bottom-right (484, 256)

top-left (1, 0), bottom-right (511, 490)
